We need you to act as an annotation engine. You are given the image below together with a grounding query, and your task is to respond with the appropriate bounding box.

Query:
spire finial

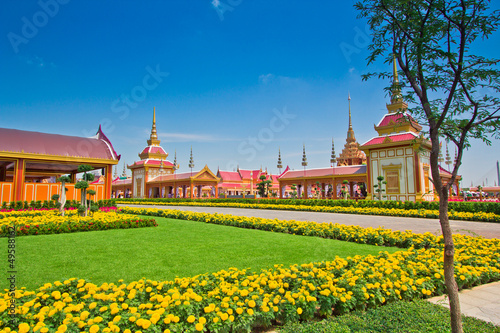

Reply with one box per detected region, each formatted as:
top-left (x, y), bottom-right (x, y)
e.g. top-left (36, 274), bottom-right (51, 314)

top-left (148, 107), bottom-right (160, 146)
top-left (330, 138), bottom-right (336, 166)
top-left (348, 92), bottom-right (352, 130)
top-left (391, 55), bottom-right (403, 103)
top-left (277, 147), bottom-right (283, 173)
top-left (393, 55), bottom-right (399, 84)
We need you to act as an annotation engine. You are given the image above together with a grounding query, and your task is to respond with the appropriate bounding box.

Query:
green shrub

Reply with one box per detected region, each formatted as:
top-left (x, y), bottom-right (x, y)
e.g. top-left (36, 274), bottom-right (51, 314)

top-left (279, 299), bottom-right (500, 333)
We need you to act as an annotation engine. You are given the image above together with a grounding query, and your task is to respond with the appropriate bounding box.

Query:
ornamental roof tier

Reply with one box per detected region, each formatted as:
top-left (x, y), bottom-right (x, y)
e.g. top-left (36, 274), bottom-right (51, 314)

top-left (128, 159), bottom-right (174, 169)
top-left (0, 126), bottom-right (120, 162)
top-left (361, 132), bottom-right (420, 147)
top-left (279, 165), bottom-right (366, 179)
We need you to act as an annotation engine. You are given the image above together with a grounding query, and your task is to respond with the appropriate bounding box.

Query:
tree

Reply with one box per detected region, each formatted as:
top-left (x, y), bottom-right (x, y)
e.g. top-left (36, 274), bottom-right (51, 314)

top-left (256, 175), bottom-right (271, 198)
top-left (355, 1), bottom-right (500, 331)
top-left (57, 175), bottom-right (71, 216)
top-left (75, 164), bottom-right (94, 216)
top-left (373, 175), bottom-right (387, 200)
top-left (290, 184), bottom-right (298, 199)
top-left (340, 180), bottom-right (350, 200)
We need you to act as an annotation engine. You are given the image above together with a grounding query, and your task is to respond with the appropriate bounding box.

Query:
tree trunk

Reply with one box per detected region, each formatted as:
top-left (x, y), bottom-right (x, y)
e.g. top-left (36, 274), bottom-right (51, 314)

top-left (439, 190), bottom-right (463, 333)
top-left (430, 132), bottom-right (463, 333)
top-left (60, 182), bottom-right (67, 216)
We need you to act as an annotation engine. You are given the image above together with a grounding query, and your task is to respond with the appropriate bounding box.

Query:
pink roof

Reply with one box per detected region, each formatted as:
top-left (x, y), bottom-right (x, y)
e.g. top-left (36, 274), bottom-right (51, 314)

top-left (279, 165), bottom-right (366, 179)
top-left (218, 183), bottom-right (245, 189)
top-left (439, 165), bottom-right (452, 175)
top-left (151, 171), bottom-right (203, 182)
top-left (377, 113), bottom-right (417, 127)
top-left (239, 169), bottom-right (261, 180)
top-left (130, 159), bottom-right (174, 167)
top-left (112, 177), bottom-right (132, 185)
top-left (218, 171), bottom-right (242, 182)
top-left (140, 146), bottom-right (167, 155)
top-left (362, 132), bottom-right (418, 147)
top-left (0, 126), bottom-right (120, 161)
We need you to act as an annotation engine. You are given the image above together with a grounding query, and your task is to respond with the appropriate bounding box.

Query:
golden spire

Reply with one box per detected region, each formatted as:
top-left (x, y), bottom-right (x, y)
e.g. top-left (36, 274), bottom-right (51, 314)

top-left (347, 93), bottom-right (355, 140)
top-left (391, 55), bottom-right (403, 104)
top-left (348, 92), bottom-right (352, 130)
top-left (147, 107), bottom-right (161, 146)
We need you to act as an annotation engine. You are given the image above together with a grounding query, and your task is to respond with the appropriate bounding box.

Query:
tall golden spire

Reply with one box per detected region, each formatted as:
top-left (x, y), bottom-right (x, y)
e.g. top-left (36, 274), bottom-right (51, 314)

top-left (147, 107), bottom-right (161, 146)
top-left (391, 55), bottom-right (403, 104)
top-left (347, 93), bottom-right (355, 140)
top-left (348, 92), bottom-right (353, 130)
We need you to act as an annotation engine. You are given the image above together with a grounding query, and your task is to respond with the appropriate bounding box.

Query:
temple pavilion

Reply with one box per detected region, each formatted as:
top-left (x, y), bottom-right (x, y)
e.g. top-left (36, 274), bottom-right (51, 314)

top-left (278, 95), bottom-right (368, 199)
top-left (0, 126), bottom-right (120, 203)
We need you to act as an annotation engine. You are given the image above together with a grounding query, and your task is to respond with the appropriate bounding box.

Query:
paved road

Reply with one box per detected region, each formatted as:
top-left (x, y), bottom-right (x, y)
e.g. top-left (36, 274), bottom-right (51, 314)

top-left (120, 204), bottom-right (500, 239)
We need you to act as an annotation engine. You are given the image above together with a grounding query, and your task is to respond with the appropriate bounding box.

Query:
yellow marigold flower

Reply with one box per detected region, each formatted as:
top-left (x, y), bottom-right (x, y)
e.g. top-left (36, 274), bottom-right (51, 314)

top-left (297, 307), bottom-right (303, 315)
top-left (89, 302), bottom-right (97, 310)
top-left (90, 325), bottom-right (100, 333)
top-left (129, 316), bottom-right (136, 322)
top-left (142, 319), bottom-right (151, 329)
top-left (434, 273), bottom-right (441, 279)
top-left (40, 328), bottom-right (49, 333)
top-left (195, 323), bottom-right (204, 331)
top-left (187, 315), bottom-right (196, 323)
top-left (247, 308), bottom-right (254, 316)
top-left (199, 317), bottom-right (207, 324)
top-left (236, 307), bottom-right (244, 315)
top-left (213, 317), bottom-right (219, 323)
top-left (19, 323), bottom-right (31, 333)
top-left (460, 275), bottom-right (466, 281)
top-left (248, 300), bottom-right (256, 308)
top-left (164, 330), bottom-right (171, 333)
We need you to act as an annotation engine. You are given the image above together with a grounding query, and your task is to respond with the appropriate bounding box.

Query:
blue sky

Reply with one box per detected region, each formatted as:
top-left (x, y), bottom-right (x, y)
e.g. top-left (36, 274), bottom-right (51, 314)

top-left (1, 0), bottom-right (499, 187)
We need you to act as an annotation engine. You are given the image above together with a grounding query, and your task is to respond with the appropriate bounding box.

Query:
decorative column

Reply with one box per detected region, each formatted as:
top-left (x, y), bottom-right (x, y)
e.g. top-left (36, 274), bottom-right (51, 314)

top-left (190, 181), bottom-right (194, 198)
top-left (349, 181), bottom-right (354, 198)
top-left (14, 159), bottom-right (26, 201)
top-left (105, 165), bottom-right (113, 200)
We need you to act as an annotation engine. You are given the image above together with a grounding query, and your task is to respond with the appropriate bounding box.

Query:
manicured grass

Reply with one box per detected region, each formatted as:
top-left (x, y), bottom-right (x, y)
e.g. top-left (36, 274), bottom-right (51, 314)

top-left (0, 216), bottom-right (398, 290)
top-left (279, 299), bottom-right (500, 333)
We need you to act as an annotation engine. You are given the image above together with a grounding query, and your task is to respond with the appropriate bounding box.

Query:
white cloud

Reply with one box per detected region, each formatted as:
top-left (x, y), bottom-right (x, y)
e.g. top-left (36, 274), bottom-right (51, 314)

top-left (25, 55), bottom-right (55, 68)
top-left (349, 67), bottom-right (356, 73)
top-left (258, 73), bottom-right (300, 85)
top-left (211, 0), bottom-right (220, 8)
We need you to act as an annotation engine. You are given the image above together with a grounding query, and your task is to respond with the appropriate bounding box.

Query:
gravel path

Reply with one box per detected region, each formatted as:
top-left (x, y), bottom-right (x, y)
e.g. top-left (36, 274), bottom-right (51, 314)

top-left (120, 204), bottom-right (500, 239)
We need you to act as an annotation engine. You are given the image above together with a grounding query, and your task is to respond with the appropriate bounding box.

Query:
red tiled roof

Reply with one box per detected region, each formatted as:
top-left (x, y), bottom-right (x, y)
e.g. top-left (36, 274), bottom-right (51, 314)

top-left (130, 159), bottom-right (174, 167)
top-left (140, 146), bottom-right (167, 155)
top-left (239, 169), bottom-right (261, 180)
top-left (361, 132), bottom-right (418, 147)
top-left (112, 177), bottom-right (132, 185)
top-left (0, 126), bottom-right (120, 161)
top-left (439, 165), bottom-right (452, 175)
top-left (279, 165), bottom-right (366, 179)
top-left (218, 183), bottom-right (245, 189)
top-left (376, 113), bottom-right (418, 127)
top-left (218, 171), bottom-right (242, 182)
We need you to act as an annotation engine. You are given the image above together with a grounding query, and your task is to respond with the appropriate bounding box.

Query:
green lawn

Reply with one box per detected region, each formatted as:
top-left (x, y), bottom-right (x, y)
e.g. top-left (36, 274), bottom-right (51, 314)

top-left (1, 216), bottom-right (398, 290)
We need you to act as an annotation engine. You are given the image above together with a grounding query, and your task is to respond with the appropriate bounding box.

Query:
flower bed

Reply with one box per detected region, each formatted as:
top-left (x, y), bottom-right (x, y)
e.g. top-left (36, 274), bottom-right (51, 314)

top-left (1, 208), bottom-right (499, 332)
top-left (118, 200), bottom-right (500, 223)
top-left (0, 208), bottom-right (157, 237)
top-left (117, 197), bottom-right (500, 215)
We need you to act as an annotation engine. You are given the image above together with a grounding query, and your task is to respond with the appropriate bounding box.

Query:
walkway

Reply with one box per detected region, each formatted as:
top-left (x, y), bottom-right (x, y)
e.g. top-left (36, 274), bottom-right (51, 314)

top-left (428, 281), bottom-right (500, 326)
top-left (121, 204), bottom-right (500, 239)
